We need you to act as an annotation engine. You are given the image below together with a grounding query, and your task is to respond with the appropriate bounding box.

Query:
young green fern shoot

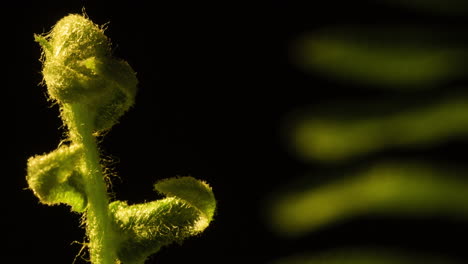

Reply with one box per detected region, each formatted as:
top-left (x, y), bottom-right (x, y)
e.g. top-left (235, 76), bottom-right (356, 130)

top-left (27, 13), bottom-right (216, 264)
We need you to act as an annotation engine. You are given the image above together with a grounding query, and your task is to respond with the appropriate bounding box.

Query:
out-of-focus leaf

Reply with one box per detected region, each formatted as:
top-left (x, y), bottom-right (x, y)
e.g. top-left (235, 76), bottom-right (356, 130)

top-left (272, 249), bottom-right (461, 264)
top-left (268, 162), bottom-right (468, 236)
top-left (293, 27), bottom-right (466, 88)
top-left (289, 97), bottom-right (468, 162)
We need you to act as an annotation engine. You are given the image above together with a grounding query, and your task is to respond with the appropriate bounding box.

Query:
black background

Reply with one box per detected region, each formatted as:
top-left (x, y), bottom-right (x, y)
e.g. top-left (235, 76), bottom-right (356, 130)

top-left (10, 1), bottom-right (468, 263)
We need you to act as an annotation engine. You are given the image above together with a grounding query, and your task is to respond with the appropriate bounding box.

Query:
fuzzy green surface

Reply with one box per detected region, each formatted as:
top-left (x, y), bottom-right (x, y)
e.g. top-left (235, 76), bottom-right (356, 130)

top-left (26, 144), bottom-right (87, 212)
top-left (31, 14), bottom-right (216, 264)
top-left (110, 177), bottom-right (216, 264)
top-left (155, 176), bottom-right (216, 219)
top-left (35, 14), bottom-right (138, 132)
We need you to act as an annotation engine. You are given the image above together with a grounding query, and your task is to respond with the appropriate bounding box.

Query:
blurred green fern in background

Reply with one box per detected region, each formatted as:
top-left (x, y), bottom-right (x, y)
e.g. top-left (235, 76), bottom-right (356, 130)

top-left (292, 27), bottom-right (468, 88)
top-left (266, 0), bottom-right (468, 263)
top-left (272, 248), bottom-right (461, 264)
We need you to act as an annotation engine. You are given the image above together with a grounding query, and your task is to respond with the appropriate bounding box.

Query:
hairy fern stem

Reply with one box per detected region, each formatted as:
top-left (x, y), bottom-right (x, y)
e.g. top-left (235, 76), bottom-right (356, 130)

top-left (64, 103), bottom-right (115, 264)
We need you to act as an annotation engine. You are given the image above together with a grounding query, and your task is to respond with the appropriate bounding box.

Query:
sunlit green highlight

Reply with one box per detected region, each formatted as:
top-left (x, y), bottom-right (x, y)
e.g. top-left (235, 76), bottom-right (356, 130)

top-left (295, 33), bottom-right (464, 87)
top-left (272, 249), bottom-right (460, 264)
top-left (292, 98), bottom-right (468, 161)
top-left (269, 163), bottom-right (468, 236)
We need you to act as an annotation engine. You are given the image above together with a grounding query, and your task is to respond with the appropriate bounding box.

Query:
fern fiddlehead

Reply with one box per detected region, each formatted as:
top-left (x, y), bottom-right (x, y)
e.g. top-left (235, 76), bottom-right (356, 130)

top-left (27, 13), bottom-right (216, 264)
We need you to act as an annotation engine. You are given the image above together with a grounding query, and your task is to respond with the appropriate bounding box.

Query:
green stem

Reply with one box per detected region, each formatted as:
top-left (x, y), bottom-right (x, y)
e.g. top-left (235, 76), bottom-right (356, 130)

top-left (63, 103), bottom-right (115, 264)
